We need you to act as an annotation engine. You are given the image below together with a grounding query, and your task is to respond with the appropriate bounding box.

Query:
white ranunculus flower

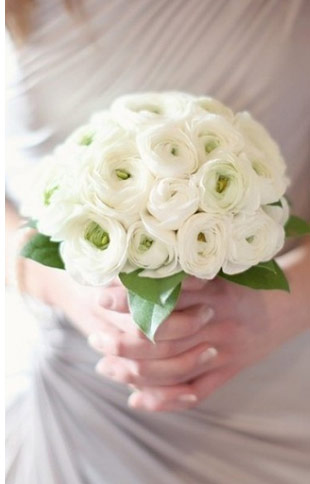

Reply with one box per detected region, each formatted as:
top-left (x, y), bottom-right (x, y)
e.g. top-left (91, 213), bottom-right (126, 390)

top-left (243, 143), bottom-right (289, 204)
top-left (263, 197), bottom-right (290, 226)
top-left (189, 114), bottom-right (244, 165)
top-left (60, 211), bottom-right (127, 286)
top-left (146, 177), bottom-right (199, 230)
top-left (62, 113), bottom-right (129, 155)
top-left (177, 212), bottom-right (229, 279)
top-left (80, 142), bottom-right (154, 224)
top-left (223, 210), bottom-right (285, 275)
top-left (191, 96), bottom-right (234, 120)
top-left (195, 151), bottom-right (260, 214)
top-left (126, 221), bottom-right (179, 278)
top-left (235, 111), bottom-right (286, 173)
top-left (137, 122), bottom-right (199, 178)
top-left (21, 154), bottom-right (83, 241)
top-left (235, 112), bottom-right (289, 204)
top-left (64, 123), bottom-right (99, 151)
top-left (111, 91), bottom-right (193, 131)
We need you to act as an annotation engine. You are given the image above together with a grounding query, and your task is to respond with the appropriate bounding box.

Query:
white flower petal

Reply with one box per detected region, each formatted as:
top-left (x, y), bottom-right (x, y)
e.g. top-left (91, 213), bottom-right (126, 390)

top-left (223, 209), bottom-right (285, 275)
top-left (190, 114), bottom-right (244, 165)
top-left (137, 122), bottom-right (199, 178)
top-left (79, 141), bottom-right (154, 224)
top-left (60, 210), bottom-right (128, 286)
top-left (111, 91), bottom-right (193, 131)
top-left (195, 151), bottom-right (260, 214)
top-left (147, 177), bottom-right (199, 230)
top-left (127, 221), bottom-right (179, 278)
top-left (178, 213), bottom-right (229, 279)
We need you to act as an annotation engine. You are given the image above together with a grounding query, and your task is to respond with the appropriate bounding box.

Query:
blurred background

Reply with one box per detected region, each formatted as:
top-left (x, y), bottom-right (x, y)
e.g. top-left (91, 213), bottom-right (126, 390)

top-left (5, 39), bottom-right (38, 405)
top-left (5, 290), bottom-right (38, 403)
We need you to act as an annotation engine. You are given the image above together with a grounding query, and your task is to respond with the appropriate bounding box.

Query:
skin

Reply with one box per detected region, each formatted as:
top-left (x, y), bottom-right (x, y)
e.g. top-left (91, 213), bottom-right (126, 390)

top-left (6, 201), bottom-right (310, 412)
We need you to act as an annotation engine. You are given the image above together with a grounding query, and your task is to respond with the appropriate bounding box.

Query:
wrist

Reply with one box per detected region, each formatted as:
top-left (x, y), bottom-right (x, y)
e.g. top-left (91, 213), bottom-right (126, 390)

top-left (7, 228), bottom-right (51, 305)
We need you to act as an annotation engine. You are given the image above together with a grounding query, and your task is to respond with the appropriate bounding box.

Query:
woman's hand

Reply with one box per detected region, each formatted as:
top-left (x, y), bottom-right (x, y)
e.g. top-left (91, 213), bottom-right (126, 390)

top-left (20, 257), bottom-right (215, 351)
top-left (90, 241), bottom-right (310, 412)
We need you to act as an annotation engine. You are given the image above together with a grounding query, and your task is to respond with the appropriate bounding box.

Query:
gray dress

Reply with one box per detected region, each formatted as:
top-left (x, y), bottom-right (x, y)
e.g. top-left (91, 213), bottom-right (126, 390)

top-left (6, 1), bottom-right (310, 483)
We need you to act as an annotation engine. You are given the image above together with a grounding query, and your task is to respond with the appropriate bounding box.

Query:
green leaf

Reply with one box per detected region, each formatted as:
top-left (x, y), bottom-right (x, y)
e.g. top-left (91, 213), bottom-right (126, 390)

top-left (219, 259), bottom-right (290, 292)
top-left (119, 270), bottom-right (186, 305)
top-left (20, 233), bottom-right (65, 270)
top-left (128, 283), bottom-right (182, 342)
top-left (285, 215), bottom-right (310, 238)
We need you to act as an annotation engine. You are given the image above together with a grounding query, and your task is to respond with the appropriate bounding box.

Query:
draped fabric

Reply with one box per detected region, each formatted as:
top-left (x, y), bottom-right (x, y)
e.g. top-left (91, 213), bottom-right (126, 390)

top-left (6, 303), bottom-right (310, 484)
top-left (6, 1), bottom-right (310, 482)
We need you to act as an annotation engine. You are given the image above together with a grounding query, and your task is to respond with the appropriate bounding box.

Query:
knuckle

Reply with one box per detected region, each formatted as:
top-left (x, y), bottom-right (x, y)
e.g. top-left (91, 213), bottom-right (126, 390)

top-left (130, 360), bottom-right (145, 378)
top-left (119, 370), bottom-right (136, 384)
top-left (115, 291), bottom-right (128, 309)
top-left (113, 337), bottom-right (124, 356)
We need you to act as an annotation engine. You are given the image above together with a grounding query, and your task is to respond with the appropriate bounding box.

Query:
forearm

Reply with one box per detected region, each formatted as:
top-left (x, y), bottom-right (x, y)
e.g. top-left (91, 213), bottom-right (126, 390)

top-left (5, 199), bottom-right (23, 285)
top-left (5, 198), bottom-right (51, 301)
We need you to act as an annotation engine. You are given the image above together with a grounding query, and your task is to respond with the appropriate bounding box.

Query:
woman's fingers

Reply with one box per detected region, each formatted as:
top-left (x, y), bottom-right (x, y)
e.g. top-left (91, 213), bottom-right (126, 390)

top-left (95, 275), bottom-right (222, 315)
top-left (97, 285), bottom-right (210, 313)
top-left (93, 303), bottom-right (215, 342)
top-left (154, 305), bottom-right (214, 341)
top-left (127, 365), bottom-right (237, 412)
top-left (95, 307), bottom-right (147, 336)
top-left (89, 315), bottom-right (237, 361)
top-left (89, 318), bottom-right (215, 360)
top-left (176, 288), bottom-right (213, 310)
top-left (95, 343), bottom-right (219, 386)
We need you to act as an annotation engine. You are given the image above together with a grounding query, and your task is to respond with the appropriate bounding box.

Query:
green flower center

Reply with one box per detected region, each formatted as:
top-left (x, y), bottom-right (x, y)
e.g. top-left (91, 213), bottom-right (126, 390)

top-left (79, 133), bottom-right (93, 146)
top-left (138, 235), bottom-right (154, 252)
top-left (205, 139), bottom-right (220, 153)
top-left (115, 169), bottom-right (131, 180)
top-left (216, 175), bottom-right (230, 193)
top-left (84, 222), bottom-right (110, 250)
top-left (43, 185), bottom-right (59, 206)
top-left (246, 235), bottom-right (255, 244)
top-left (171, 146), bottom-right (178, 156)
top-left (198, 232), bottom-right (207, 243)
top-left (135, 104), bottom-right (161, 114)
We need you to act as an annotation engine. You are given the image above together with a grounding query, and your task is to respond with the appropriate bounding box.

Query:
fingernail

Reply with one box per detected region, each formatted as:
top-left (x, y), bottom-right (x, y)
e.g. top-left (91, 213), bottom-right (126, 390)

top-left (199, 347), bottom-right (218, 364)
top-left (200, 307), bottom-right (215, 325)
top-left (128, 391), bottom-right (141, 408)
top-left (95, 360), bottom-right (115, 377)
top-left (88, 332), bottom-right (113, 350)
top-left (177, 394), bottom-right (197, 403)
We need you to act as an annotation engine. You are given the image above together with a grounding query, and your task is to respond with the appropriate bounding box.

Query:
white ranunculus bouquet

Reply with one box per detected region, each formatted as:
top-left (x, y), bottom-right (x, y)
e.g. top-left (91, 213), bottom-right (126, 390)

top-left (21, 92), bottom-right (310, 341)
